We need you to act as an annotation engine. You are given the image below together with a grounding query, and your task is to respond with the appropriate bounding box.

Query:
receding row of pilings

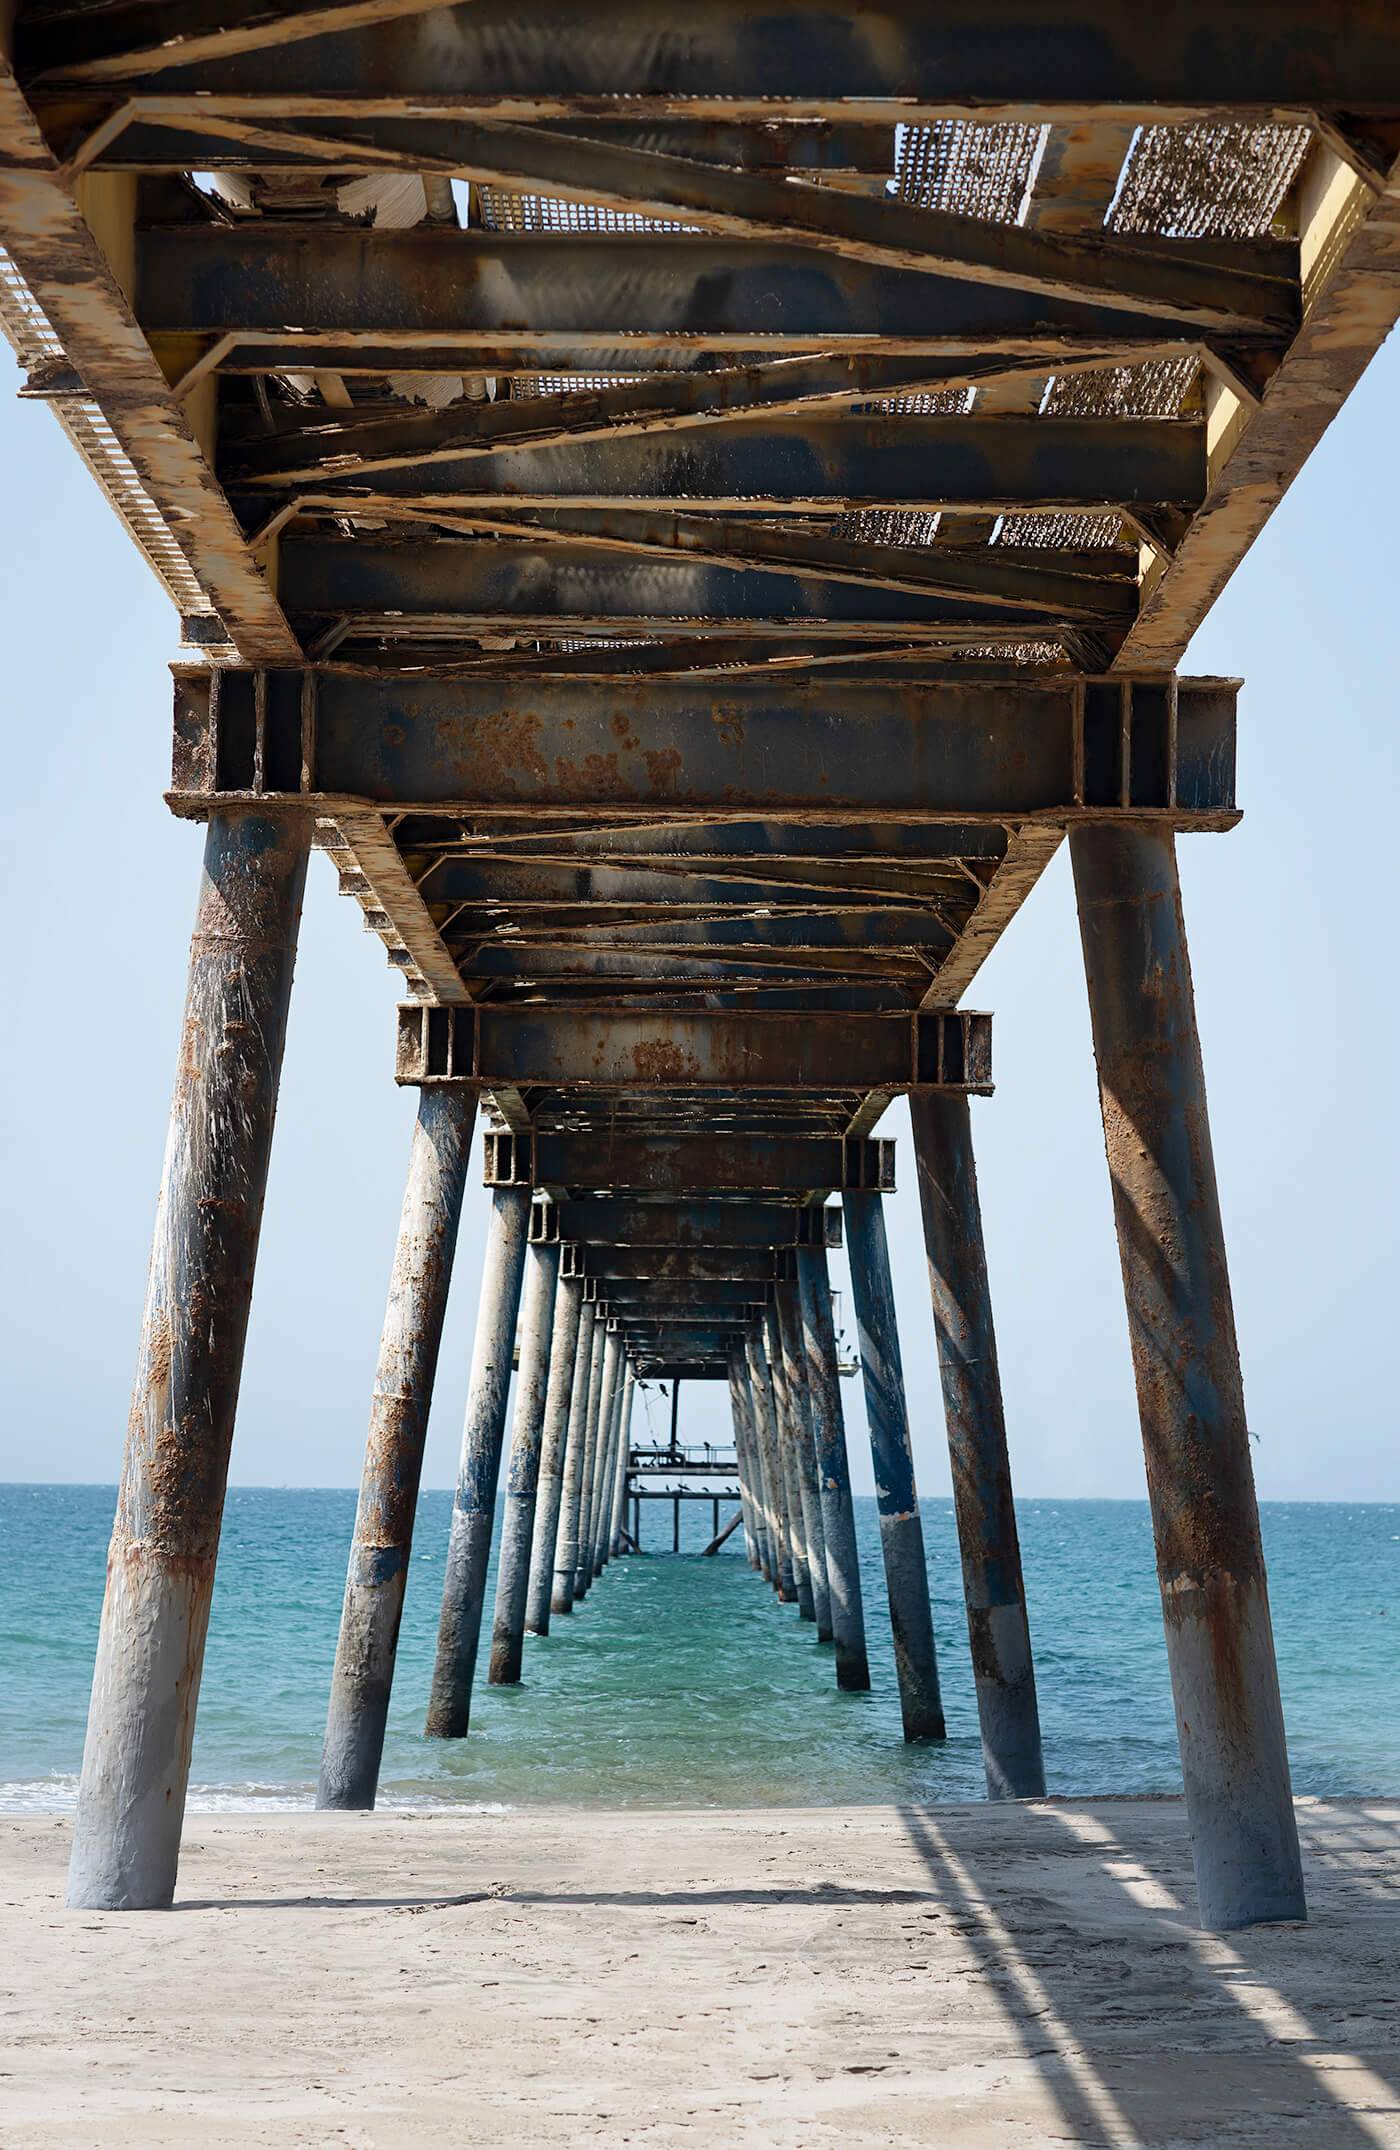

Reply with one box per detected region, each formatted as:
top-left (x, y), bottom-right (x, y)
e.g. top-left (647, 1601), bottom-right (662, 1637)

top-left (64, 810), bottom-right (1306, 1935)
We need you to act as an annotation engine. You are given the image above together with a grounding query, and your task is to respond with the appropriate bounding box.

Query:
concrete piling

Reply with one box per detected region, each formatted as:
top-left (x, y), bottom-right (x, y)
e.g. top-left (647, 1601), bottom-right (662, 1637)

top-left (797, 1243), bottom-right (871, 1693)
top-left (843, 1189), bottom-right (946, 1742)
top-left (318, 1087), bottom-right (475, 1810)
top-left (67, 812), bottom-right (309, 1910)
top-left (489, 1239), bottom-right (562, 1686)
top-left (1072, 823), bottom-right (1305, 1931)
top-left (910, 1092), bottom-right (1045, 1801)
top-left (525, 1275), bottom-right (584, 1636)
top-left (424, 1184), bottom-right (531, 1738)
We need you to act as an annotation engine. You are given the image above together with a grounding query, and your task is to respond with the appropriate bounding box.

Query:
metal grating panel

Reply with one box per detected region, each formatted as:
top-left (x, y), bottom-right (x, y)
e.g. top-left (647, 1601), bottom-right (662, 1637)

top-left (1042, 359), bottom-right (1199, 419)
top-left (1109, 123), bottom-right (1310, 239)
top-left (830, 509), bottom-right (942, 548)
top-left (894, 119), bottom-right (1046, 223)
top-left (994, 512), bottom-right (1125, 549)
top-left (478, 187), bottom-right (699, 236)
top-left (510, 373), bottom-right (650, 399)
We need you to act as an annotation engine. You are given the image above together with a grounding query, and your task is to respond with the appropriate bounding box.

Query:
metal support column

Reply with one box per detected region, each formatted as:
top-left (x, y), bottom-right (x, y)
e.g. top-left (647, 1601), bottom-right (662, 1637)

top-left (552, 1302), bottom-right (596, 1613)
top-left (424, 1184), bottom-right (531, 1737)
top-left (318, 1087), bottom-right (474, 1811)
top-left (488, 1239), bottom-right (561, 1685)
top-left (910, 1092), bottom-right (1045, 1800)
top-left (843, 1189), bottom-right (946, 1742)
top-left (1072, 823), bottom-right (1304, 1930)
top-left (766, 1303), bottom-right (814, 1618)
top-left (728, 1345), bottom-right (764, 1572)
top-left (68, 812), bottom-right (309, 1910)
top-left (798, 1243), bottom-right (871, 1692)
top-left (747, 1326), bottom-right (794, 1600)
top-left (525, 1274), bottom-right (584, 1637)
top-left (589, 1330), bottom-right (623, 1578)
top-left (608, 1364), bottom-right (635, 1557)
top-left (779, 1284), bottom-right (831, 1641)
top-left (572, 1317), bottom-right (610, 1600)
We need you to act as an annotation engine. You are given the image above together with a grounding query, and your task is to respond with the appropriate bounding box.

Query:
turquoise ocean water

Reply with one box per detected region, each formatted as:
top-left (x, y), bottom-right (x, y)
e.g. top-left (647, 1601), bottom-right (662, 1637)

top-left (2, 1488), bottom-right (1397, 1812)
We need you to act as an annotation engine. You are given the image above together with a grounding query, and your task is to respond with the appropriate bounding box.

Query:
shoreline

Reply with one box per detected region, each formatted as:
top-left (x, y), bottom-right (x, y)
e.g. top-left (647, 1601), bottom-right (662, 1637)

top-left (4, 1796), bottom-right (1398, 2145)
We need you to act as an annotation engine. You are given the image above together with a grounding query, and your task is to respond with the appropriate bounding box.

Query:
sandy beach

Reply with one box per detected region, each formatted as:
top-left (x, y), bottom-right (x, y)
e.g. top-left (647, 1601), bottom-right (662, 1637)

top-left (0, 1797), bottom-right (1396, 2146)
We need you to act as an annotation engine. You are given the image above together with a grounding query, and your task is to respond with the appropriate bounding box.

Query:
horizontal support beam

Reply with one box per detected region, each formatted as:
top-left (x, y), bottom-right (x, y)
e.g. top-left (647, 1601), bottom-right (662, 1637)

top-left (568, 1248), bottom-right (792, 1283)
top-left (253, 415), bottom-right (1204, 516)
top-left (535, 1200), bottom-right (840, 1249)
top-left (49, 3), bottom-right (1400, 108)
top-left (591, 1283), bottom-right (771, 1311)
top-left (274, 529), bottom-right (1139, 627)
top-left (486, 1130), bottom-right (896, 1196)
top-left (171, 668), bottom-right (1239, 825)
top-left (273, 537), bottom-right (1135, 637)
top-left (225, 355), bottom-right (1127, 485)
top-left (112, 113), bottom-right (1293, 329)
top-left (396, 1004), bottom-right (991, 1093)
top-left (138, 230), bottom-right (1254, 357)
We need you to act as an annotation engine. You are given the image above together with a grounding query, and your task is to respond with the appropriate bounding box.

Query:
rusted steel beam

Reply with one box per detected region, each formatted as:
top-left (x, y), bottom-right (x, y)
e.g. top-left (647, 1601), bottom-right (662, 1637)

top-left (443, 822), bottom-right (1009, 871)
top-left (318, 1086), bottom-right (475, 1811)
top-left (0, 60), bottom-right (296, 661)
top-left (171, 668), bottom-right (1240, 828)
top-left (551, 1301), bottom-right (596, 1614)
top-left (797, 1242), bottom-right (870, 1691)
top-left (62, 111), bottom-right (899, 177)
top-left (137, 229), bottom-right (1245, 358)
top-left (1071, 822), bottom-right (1304, 1932)
top-left (58, 2), bottom-right (1400, 110)
top-left (547, 1200), bottom-right (840, 1250)
top-left (258, 415), bottom-right (1206, 516)
top-left (423, 1184), bottom-right (530, 1738)
top-left (66, 810), bottom-right (308, 1910)
top-left (490, 1131), bottom-right (894, 1197)
top-left (487, 1239), bottom-right (560, 1686)
top-left (524, 1272), bottom-right (583, 1637)
top-left (843, 1188), bottom-right (945, 1743)
top-left (17, 0), bottom-right (456, 80)
top-left (222, 355), bottom-right (1121, 486)
top-left (1117, 141), bottom-right (1400, 669)
top-left (118, 109), bottom-right (1297, 327)
top-left (396, 1004), bottom-right (991, 1095)
top-left (593, 1283), bottom-right (772, 1314)
top-left (272, 545), bottom-right (1120, 642)
top-left (272, 531), bottom-right (1138, 631)
top-left (778, 1283), bottom-right (831, 1641)
top-left (574, 1249), bottom-right (787, 1283)
top-left (909, 1091), bottom-right (1045, 1801)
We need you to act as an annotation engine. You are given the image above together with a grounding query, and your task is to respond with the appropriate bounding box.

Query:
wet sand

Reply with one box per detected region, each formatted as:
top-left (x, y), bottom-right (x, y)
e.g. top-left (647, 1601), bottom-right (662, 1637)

top-left (2, 1797), bottom-right (1398, 2146)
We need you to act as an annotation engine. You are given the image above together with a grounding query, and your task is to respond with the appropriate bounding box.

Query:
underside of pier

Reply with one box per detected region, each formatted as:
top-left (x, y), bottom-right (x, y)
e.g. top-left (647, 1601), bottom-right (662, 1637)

top-left (4, 0), bottom-right (1397, 1936)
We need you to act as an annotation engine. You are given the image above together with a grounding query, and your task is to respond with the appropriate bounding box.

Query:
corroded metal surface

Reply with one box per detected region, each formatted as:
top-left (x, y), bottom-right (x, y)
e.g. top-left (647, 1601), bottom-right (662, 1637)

top-left (488, 1239), bottom-right (561, 1686)
top-left (424, 1184), bottom-right (530, 1738)
top-left (843, 1188), bottom-right (946, 1743)
top-left (319, 1085), bottom-right (474, 1807)
top-left (909, 1091), bottom-right (1044, 1800)
top-left (797, 1243), bottom-right (870, 1691)
top-left (1071, 824), bottom-right (1304, 1930)
top-left (67, 811), bottom-right (309, 1910)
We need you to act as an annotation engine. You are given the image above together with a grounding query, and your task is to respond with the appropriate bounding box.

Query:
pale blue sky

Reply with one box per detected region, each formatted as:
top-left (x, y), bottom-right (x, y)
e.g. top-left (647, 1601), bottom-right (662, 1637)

top-left (1, 338), bottom-right (1396, 1499)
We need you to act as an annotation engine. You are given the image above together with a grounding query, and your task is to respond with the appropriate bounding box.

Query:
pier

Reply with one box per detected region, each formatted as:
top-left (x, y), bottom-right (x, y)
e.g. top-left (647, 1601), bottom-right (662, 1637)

top-left (5, 4), bottom-right (1399, 1945)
